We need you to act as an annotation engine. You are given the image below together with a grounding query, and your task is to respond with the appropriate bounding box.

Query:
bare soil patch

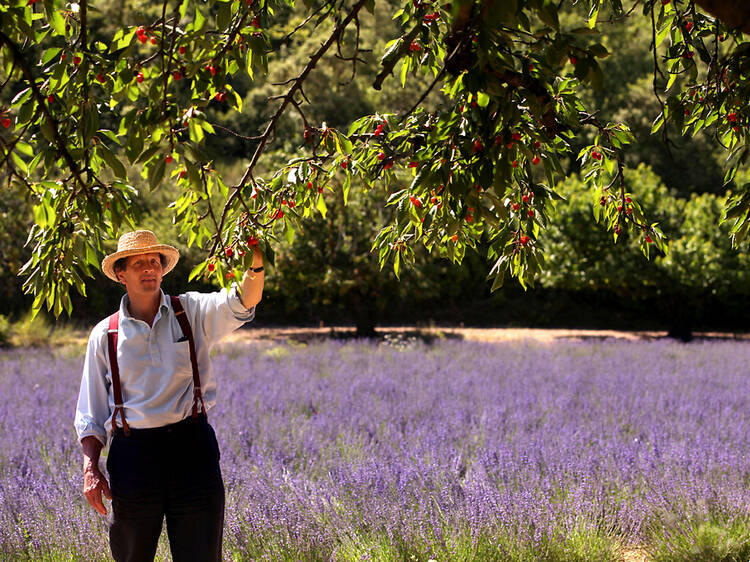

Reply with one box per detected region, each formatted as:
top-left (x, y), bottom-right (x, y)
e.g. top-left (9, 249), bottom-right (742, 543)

top-left (224, 325), bottom-right (750, 345)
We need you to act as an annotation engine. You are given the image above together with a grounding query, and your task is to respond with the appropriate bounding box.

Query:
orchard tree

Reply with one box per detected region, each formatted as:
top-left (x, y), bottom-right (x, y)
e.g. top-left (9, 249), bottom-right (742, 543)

top-left (1, 0), bottom-right (750, 316)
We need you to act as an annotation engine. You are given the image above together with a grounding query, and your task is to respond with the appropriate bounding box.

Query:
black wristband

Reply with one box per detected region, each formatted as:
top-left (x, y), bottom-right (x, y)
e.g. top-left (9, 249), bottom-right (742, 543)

top-left (251, 266), bottom-right (264, 273)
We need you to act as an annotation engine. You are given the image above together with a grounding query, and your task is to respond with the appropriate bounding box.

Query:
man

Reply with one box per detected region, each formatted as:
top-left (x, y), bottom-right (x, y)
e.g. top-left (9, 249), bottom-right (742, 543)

top-left (74, 229), bottom-right (264, 562)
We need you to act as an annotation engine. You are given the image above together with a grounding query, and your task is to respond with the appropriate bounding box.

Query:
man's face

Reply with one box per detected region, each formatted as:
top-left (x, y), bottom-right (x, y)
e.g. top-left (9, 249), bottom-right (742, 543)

top-left (116, 252), bottom-right (164, 297)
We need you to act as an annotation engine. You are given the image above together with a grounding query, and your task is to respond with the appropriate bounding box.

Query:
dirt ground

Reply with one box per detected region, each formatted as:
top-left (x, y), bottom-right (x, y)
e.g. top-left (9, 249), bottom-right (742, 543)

top-left (222, 325), bottom-right (750, 345)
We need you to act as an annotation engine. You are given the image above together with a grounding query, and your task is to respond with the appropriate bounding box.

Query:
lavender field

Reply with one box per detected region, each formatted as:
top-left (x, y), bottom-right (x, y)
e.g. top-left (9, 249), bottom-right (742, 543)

top-left (2, 337), bottom-right (750, 561)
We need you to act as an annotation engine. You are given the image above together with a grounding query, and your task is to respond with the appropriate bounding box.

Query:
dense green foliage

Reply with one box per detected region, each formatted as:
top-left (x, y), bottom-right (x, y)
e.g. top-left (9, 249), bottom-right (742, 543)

top-left (0, 0), bottom-right (749, 334)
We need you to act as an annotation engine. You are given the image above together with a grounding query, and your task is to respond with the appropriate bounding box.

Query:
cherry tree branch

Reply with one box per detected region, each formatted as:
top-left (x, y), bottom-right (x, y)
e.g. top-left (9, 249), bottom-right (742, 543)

top-left (211, 0), bottom-right (370, 255)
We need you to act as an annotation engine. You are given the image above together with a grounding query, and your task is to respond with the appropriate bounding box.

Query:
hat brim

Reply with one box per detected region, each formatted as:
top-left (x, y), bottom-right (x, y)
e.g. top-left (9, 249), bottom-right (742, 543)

top-left (101, 245), bottom-right (180, 282)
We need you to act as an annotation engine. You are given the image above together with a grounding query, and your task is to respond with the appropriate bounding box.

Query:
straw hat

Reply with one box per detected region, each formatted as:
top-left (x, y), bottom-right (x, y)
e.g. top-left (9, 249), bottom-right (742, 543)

top-left (101, 230), bottom-right (180, 282)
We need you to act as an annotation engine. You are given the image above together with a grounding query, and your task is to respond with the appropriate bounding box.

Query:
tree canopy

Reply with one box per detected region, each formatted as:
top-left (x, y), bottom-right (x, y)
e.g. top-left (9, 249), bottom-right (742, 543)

top-left (1, 0), bottom-right (749, 317)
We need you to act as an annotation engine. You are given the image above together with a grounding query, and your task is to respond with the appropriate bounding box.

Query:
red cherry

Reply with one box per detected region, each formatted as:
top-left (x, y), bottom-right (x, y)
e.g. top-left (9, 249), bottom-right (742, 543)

top-left (1, 118), bottom-right (11, 128)
top-left (384, 162), bottom-right (393, 170)
top-left (251, 16), bottom-right (259, 27)
top-left (150, 37), bottom-right (158, 45)
top-left (473, 140), bottom-right (484, 153)
top-left (506, 142), bottom-right (514, 149)
top-left (179, 170), bottom-right (187, 179)
top-left (226, 272), bottom-right (234, 279)
top-left (512, 133), bottom-right (522, 141)
top-left (645, 235), bottom-right (653, 243)
top-left (178, 46), bottom-right (186, 55)
top-left (527, 209), bottom-right (534, 217)
top-left (532, 156), bottom-right (540, 165)
top-left (247, 236), bottom-right (259, 246)
top-left (512, 203), bottom-right (520, 211)
top-left (625, 197), bottom-right (632, 203)
top-left (137, 26), bottom-right (146, 35)
top-left (73, 56), bottom-right (81, 65)
top-left (451, 234), bottom-right (458, 242)
top-left (138, 34), bottom-right (148, 44)
top-left (522, 195), bottom-right (529, 203)
top-left (341, 160), bottom-right (348, 169)
top-left (409, 42), bottom-right (421, 52)
top-left (512, 160), bottom-right (518, 168)
top-left (136, 72), bottom-right (144, 83)
top-left (626, 207), bottom-right (632, 215)
top-left (377, 152), bottom-right (385, 160)
top-left (96, 73), bottom-right (106, 83)
top-left (47, 95), bottom-right (54, 103)
top-left (206, 65), bottom-right (216, 76)
top-left (529, 64), bottom-right (535, 71)
top-left (409, 161), bottom-right (418, 168)
top-left (618, 206), bottom-right (623, 212)
top-left (570, 56), bottom-right (578, 65)
top-left (275, 210), bottom-right (284, 220)
top-left (534, 141), bottom-right (541, 149)
top-left (519, 235), bottom-right (530, 245)
top-left (226, 248), bottom-right (233, 257)
top-left (307, 181), bottom-right (313, 189)
top-left (173, 71), bottom-right (182, 81)
top-left (423, 12), bottom-right (440, 23)
top-left (685, 21), bottom-right (693, 32)
top-left (661, 0), bottom-right (669, 5)
top-left (207, 263), bottom-right (215, 272)
top-left (165, 155), bottom-right (173, 163)
top-left (317, 186), bottom-right (323, 194)
top-left (60, 53), bottom-right (66, 60)
top-left (466, 215), bottom-right (473, 223)
top-left (728, 112), bottom-right (738, 122)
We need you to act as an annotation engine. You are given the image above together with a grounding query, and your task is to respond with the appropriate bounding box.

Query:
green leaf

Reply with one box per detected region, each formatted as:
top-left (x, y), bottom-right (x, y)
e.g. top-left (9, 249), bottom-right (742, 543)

top-left (217, 2), bottom-right (231, 29)
top-left (315, 193), bottom-right (327, 218)
top-left (194, 5), bottom-right (206, 32)
top-left (537, 0), bottom-right (559, 31)
top-left (41, 47), bottom-right (61, 66)
top-left (148, 158), bottom-right (166, 190)
top-left (98, 144), bottom-right (128, 179)
top-left (588, 1), bottom-right (600, 28)
top-left (40, 117), bottom-right (55, 142)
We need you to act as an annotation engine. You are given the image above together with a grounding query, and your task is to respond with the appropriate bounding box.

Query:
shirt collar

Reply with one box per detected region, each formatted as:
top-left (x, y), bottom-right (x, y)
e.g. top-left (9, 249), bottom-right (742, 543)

top-left (119, 289), bottom-right (170, 321)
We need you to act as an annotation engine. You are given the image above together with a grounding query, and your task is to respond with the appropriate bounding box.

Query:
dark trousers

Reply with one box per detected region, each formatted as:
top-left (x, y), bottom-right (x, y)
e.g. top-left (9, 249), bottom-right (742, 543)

top-left (106, 414), bottom-right (224, 562)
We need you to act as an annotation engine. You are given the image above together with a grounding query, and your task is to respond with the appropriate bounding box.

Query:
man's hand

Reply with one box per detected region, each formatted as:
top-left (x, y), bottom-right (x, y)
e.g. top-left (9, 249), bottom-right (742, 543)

top-left (81, 436), bottom-right (111, 515)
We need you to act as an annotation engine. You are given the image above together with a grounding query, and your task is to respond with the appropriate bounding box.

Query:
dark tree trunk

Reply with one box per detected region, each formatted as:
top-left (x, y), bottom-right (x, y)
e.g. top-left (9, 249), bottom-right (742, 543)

top-left (349, 291), bottom-right (377, 338)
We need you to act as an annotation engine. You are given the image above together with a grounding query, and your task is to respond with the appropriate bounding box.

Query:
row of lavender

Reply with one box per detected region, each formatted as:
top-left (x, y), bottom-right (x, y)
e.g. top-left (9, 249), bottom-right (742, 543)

top-left (1, 339), bottom-right (749, 560)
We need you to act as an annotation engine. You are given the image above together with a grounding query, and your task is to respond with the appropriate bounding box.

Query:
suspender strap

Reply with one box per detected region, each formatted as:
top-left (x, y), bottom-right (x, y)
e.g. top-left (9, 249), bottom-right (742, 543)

top-left (107, 312), bottom-right (130, 436)
top-left (170, 295), bottom-right (206, 419)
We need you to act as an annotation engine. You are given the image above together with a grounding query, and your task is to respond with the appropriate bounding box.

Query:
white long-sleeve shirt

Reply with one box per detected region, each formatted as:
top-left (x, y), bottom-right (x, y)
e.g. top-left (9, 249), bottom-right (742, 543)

top-left (74, 286), bottom-right (254, 445)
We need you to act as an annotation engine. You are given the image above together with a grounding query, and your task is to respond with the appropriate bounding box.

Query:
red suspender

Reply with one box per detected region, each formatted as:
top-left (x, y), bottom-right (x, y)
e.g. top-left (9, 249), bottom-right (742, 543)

top-left (170, 295), bottom-right (206, 419)
top-left (106, 296), bottom-right (205, 436)
top-left (107, 312), bottom-right (130, 436)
